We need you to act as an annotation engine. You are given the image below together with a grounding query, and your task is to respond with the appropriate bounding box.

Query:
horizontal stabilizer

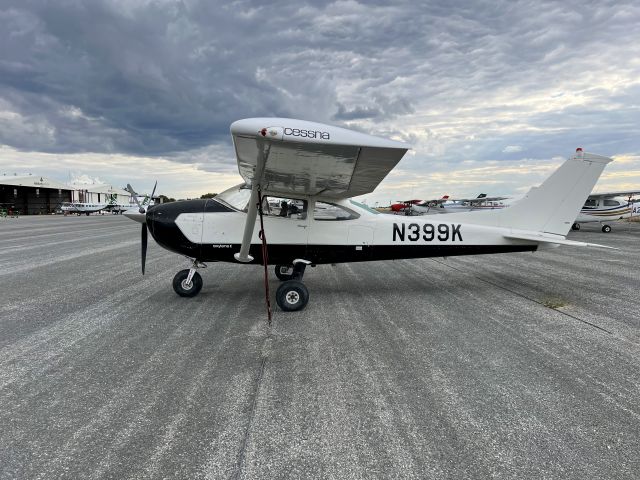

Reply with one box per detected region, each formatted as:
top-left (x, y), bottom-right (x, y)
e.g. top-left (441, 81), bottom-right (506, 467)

top-left (504, 233), bottom-right (615, 249)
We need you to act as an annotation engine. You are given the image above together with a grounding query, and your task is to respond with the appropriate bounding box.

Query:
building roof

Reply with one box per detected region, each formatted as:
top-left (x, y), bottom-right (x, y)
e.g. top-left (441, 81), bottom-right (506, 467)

top-left (69, 183), bottom-right (130, 196)
top-left (0, 175), bottom-right (70, 190)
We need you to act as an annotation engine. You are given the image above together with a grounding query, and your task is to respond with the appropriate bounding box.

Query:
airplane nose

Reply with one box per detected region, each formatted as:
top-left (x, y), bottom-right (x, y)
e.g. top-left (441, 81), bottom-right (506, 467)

top-left (144, 200), bottom-right (204, 258)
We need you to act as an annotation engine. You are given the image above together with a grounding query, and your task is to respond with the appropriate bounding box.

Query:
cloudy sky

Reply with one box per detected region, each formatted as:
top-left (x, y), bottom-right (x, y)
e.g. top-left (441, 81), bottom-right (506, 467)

top-left (1, 0), bottom-right (639, 203)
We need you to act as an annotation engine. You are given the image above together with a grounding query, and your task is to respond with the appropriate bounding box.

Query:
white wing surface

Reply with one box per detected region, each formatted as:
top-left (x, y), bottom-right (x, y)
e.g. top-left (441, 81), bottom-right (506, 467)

top-left (587, 190), bottom-right (640, 199)
top-left (231, 118), bottom-right (410, 199)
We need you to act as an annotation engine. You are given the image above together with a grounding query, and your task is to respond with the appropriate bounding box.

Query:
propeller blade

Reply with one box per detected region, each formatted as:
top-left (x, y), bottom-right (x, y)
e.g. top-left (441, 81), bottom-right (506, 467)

top-left (150, 181), bottom-right (157, 199)
top-left (127, 183), bottom-right (144, 213)
top-left (141, 224), bottom-right (148, 275)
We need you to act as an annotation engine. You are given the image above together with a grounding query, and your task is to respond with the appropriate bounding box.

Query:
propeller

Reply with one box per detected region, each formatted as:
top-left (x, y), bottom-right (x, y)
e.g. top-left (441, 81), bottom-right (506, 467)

top-left (141, 220), bottom-right (147, 275)
top-left (127, 183), bottom-right (145, 213)
top-left (126, 183), bottom-right (149, 274)
top-left (150, 180), bottom-right (157, 203)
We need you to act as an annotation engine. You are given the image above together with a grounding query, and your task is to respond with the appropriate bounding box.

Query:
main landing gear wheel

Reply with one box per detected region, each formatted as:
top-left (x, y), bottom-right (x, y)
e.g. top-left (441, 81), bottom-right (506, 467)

top-left (602, 224), bottom-right (612, 233)
top-left (276, 280), bottom-right (309, 312)
top-left (275, 264), bottom-right (294, 281)
top-left (571, 223), bottom-right (580, 231)
top-left (172, 269), bottom-right (203, 297)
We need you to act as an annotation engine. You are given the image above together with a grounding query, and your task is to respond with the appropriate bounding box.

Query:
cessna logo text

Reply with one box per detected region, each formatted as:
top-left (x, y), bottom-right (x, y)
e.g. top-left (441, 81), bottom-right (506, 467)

top-left (393, 223), bottom-right (462, 242)
top-left (284, 128), bottom-right (330, 140)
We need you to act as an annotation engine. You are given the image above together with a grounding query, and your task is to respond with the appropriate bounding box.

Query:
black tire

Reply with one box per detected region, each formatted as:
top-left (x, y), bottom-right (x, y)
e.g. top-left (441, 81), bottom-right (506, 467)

top-left (571, 223), bottom-right (580, 231)
top-left (276, 280), bottom-right (309, 312)
top-left (275, 264), bottom-right (295, 281)
top-left (602, 224), bottom-right (612, 233)
top-left (172, 269), bottom-right (203, 297)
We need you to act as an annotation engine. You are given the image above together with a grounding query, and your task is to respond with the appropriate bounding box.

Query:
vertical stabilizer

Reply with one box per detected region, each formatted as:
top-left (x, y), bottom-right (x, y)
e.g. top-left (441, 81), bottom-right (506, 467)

top-left (450, 150), bottom-right (612, 236)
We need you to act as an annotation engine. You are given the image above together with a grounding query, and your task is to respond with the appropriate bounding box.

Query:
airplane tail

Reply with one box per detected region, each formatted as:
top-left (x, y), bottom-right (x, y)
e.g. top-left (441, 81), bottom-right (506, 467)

top-left (450, 149), bottom-right (612, 236)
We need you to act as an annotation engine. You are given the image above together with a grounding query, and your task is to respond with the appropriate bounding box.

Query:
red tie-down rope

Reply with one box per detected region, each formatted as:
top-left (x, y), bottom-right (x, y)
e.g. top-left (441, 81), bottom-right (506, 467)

top-left (256, 188), bottom-right (272, 326)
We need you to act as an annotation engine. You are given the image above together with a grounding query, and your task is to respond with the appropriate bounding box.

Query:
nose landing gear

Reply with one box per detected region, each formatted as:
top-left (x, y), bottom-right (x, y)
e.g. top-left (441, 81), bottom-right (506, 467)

top-left (172, 260), bottom-right (206, 297)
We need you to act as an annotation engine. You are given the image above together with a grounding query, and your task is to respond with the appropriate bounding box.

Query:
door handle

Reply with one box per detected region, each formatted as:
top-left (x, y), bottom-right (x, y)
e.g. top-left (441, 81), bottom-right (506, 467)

top-left (297, 224), bottom-right (307, 229)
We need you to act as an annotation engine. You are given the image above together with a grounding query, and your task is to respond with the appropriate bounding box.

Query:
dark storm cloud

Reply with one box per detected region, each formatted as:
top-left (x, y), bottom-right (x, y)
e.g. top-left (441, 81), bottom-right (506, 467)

top-left (0, 0), bottom-right (639, 167)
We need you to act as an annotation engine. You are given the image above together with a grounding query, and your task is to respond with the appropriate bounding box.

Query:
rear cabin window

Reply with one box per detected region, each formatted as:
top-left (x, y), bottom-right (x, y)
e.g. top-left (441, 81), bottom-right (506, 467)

top-left (603, 199), bottom-right (620, 207)
top-left (313, 201), bottom-right (359, 221)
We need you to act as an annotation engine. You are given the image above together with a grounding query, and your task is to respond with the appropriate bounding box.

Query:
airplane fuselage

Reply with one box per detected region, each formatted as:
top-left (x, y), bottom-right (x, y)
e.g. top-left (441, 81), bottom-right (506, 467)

top-left (146, 198), bottom-right (537, 266)
top-left (61, 202), bottom-right (109, 214)
top-left (576, 198), bottom-right (640, 223)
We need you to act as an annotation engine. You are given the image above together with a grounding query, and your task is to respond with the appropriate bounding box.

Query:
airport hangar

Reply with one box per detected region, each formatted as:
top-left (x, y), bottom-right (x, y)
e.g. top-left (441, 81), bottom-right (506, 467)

top-left (0, 174), bottom-right (71, 215)
top-left (0, 174), bottom-right (131, 215)
top-left (68, 183), bottom-right (131, 205)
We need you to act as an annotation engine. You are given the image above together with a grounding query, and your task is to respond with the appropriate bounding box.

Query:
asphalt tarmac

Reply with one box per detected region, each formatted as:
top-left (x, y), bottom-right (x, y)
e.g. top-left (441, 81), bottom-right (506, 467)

top-left (0, 215), bottom-right (638, 479)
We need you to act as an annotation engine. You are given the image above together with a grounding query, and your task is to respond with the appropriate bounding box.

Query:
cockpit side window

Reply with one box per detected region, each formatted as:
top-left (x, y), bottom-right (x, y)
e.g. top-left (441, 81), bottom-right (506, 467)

top-left (261, 196), bottom-right (307, 219)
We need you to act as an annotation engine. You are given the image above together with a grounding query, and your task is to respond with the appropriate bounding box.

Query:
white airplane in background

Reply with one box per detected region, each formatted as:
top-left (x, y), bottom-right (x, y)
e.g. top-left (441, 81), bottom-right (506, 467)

top-left (438, 194), bottom-right (512, 213)
top-left (391, 194), bottom-right (513, 216)
top-left (125, 118), bottom-right (612, 313)
top-left (109, 195), bottom-right (156, 214)
top-left (61, 202), bottom-right (109, 215)
top-left (572, 190), bottom-right (640, 232)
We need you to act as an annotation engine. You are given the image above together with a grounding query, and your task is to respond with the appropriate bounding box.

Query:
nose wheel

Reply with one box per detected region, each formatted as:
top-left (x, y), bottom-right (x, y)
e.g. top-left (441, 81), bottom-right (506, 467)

top-left (173, 269), bottom-right (203, 297)
top-left (602, 224), bottom-right (612, 233)
top-left (172, 260), bottom-right (206, 297)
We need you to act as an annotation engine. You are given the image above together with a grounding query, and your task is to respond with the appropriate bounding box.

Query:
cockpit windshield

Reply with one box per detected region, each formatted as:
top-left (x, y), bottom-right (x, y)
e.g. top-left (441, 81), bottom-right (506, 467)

top-left (215, 183), bottom-right (252, 211)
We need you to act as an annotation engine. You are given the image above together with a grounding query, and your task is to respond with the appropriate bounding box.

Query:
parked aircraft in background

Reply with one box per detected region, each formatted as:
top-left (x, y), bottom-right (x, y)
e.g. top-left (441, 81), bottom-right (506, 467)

top-left (60, 189), bottom-right (156, 216)
top-left (108, 192), bottom-right (156, 215)
top-left (572, 191), bottom-right (640, 232)
top-left (124, 118), bottom-right (612, 314)
top-left (124, 182), bottom-right (158, 221)
top-left (391, 194), bottom-right (512, 215)
top-left (390, 196), bottom-right (449, 215)
top-left (61, 202), bottom-right (109, 215)
top-left (438, 194), bottom-right (512, 213)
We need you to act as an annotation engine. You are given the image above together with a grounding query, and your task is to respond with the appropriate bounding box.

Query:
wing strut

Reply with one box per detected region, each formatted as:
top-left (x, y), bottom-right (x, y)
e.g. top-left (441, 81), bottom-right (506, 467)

top-left (234, 140), bottom-right (270, 263)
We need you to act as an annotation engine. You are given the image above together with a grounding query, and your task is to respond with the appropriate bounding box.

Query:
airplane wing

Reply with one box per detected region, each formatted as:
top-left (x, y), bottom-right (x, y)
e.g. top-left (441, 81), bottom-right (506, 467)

top-left (449, 195), bottom-right (508, 203)
top-left (588, 190), bottom-right (640, 199)
top-left (417, 196), bottom-right (450, 205)
top-left (230, 118), bottom-right (410, 262)
top-left (231, 118), bottom-right (409, 199)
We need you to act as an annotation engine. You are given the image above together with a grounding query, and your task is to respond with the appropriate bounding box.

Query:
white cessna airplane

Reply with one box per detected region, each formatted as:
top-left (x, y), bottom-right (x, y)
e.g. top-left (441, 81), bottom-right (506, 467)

top-left (571, 190), bottom-right (640, 232)
top-left (125, 118), bottom-right (611, 312)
